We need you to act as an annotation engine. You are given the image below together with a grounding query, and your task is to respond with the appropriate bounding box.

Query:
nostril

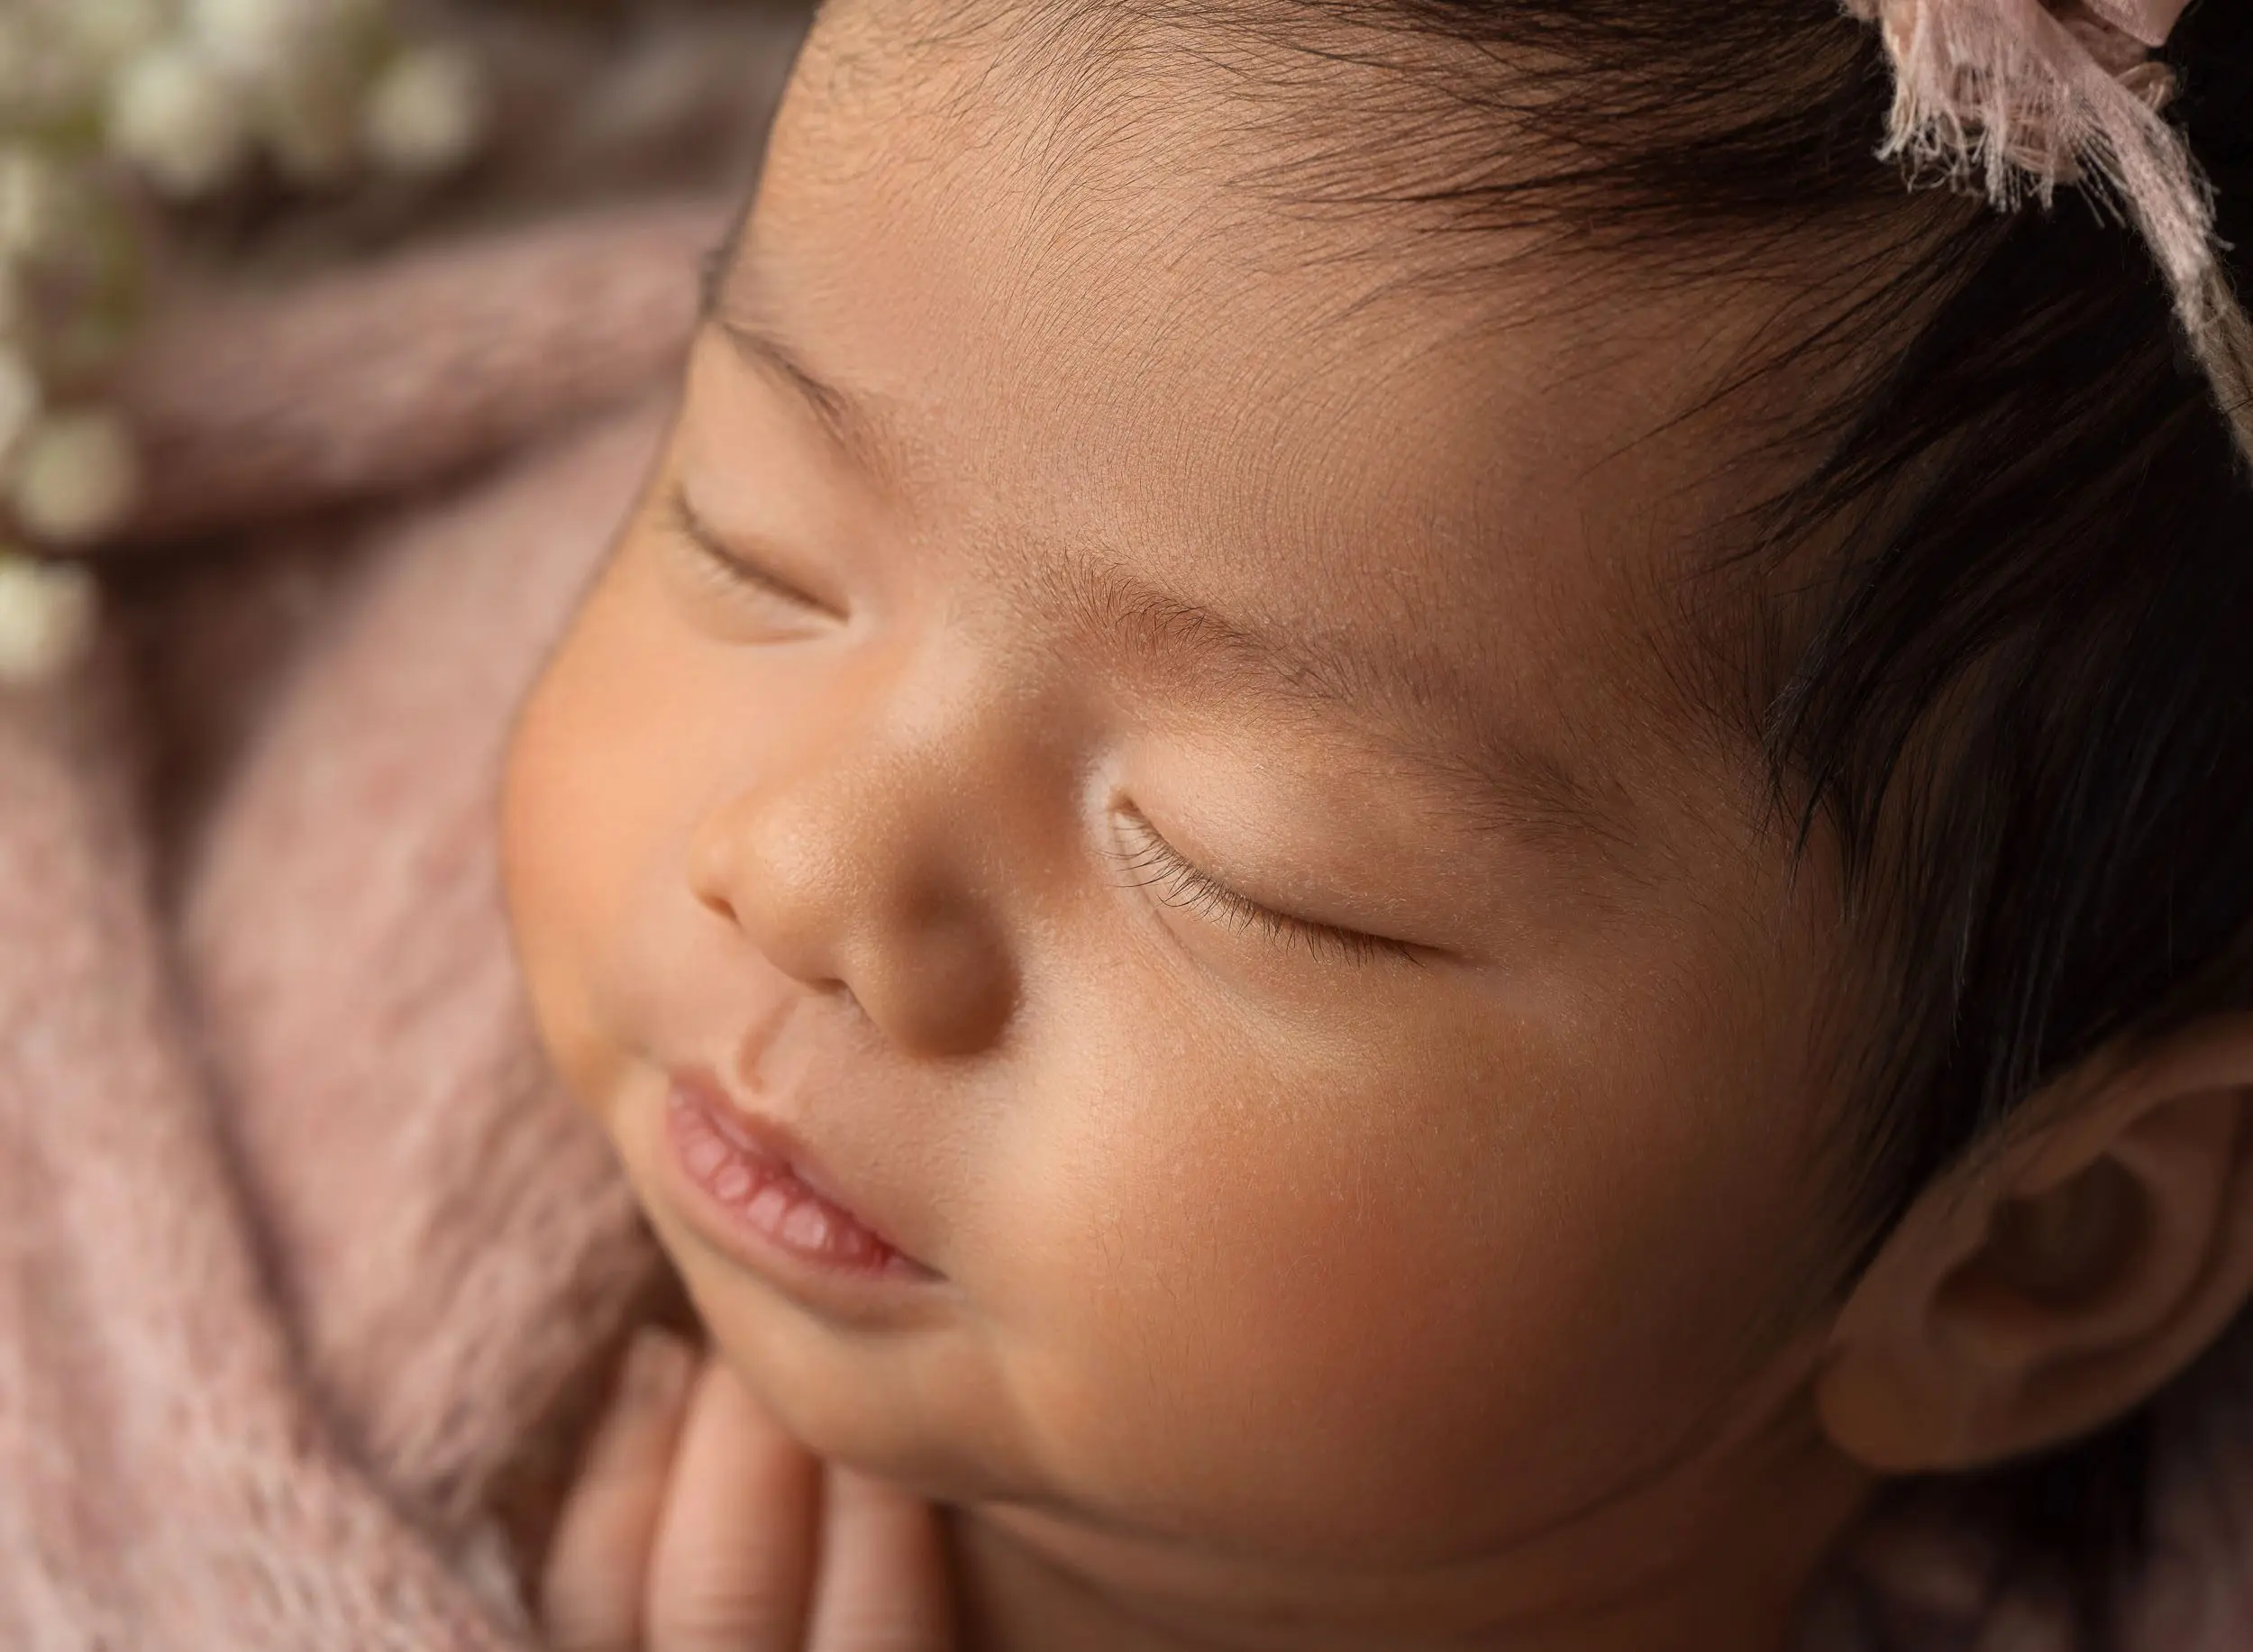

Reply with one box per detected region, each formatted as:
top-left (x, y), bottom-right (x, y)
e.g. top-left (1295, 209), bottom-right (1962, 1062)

top-left (685, 783), bottom-right (1012, 1053)
top-left (687, 814), bottom-right (752, 929)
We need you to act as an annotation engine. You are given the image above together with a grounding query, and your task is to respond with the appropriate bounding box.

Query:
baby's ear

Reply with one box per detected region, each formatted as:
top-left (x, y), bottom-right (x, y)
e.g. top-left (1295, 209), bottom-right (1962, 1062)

top-left (1817, 1017), bottom-right (2253, 1474)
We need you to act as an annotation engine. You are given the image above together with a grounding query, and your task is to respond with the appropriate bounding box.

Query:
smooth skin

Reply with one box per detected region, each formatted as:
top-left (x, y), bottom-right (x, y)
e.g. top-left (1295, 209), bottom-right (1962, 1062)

top-left (503, 5), bottom-right (2253, 1648)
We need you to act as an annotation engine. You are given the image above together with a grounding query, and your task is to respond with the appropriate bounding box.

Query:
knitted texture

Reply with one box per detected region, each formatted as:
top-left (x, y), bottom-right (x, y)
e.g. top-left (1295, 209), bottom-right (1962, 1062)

top-left (0, 201), bottom-right (714, 1647)
top-left (115, 200), bottom-right (725, 543)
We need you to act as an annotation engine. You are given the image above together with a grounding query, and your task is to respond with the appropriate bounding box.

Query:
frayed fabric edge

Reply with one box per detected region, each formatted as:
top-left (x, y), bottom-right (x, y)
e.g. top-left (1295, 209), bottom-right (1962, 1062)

top-left (1846, 0), bottom-right (2253, 468)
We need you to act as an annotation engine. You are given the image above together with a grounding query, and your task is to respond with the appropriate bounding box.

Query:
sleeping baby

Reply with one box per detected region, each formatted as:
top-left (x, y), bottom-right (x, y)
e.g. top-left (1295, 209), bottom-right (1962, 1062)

top-left (496, 1), bottom-right (2253, 1648)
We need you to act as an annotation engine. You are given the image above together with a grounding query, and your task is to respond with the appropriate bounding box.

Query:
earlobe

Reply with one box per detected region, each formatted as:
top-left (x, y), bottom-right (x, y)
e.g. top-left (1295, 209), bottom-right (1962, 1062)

top-left (1817, 1019), bottom-right (2253, 1476)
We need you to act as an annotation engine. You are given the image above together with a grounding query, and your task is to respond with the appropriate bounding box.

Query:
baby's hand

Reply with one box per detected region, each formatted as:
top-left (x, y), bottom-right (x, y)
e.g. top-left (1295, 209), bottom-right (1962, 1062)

top-left (540, 1329), bottom-right (954, 1652)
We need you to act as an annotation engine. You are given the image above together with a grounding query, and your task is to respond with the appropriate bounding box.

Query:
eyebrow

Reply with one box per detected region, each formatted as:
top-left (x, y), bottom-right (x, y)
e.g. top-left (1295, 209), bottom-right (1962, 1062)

top-left (707, 310), bottom-right (920, 490)
top-left (696, 237), bottom-right (1619, 849)
top-left (1031, 551), bottom-right (1622, 845)
top-left (700, 227), bottom-right (918, 488)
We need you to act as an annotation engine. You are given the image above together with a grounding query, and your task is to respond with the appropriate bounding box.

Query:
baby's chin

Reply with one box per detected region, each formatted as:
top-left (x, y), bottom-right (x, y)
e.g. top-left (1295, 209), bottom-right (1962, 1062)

top-left (638, 1190), bottom-right (1040, 1509)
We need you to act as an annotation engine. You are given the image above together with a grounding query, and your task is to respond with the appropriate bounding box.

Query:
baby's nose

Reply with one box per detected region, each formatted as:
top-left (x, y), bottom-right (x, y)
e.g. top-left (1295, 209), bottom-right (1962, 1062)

top-left (686, 743), bottom-right (1017, 1059)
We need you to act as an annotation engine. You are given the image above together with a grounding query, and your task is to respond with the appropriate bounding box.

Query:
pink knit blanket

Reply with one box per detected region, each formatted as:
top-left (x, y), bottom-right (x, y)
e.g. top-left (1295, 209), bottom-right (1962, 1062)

top-left (5, 198), bottom-right (2253, 1652)
top-left (0, 201), bottom-right (718, 1649)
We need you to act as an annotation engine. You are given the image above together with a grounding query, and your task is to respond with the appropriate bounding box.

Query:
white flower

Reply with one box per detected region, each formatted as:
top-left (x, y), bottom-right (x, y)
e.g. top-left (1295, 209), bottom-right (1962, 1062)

top-left (65, 0), bottom-right (174, 70)
top-left (361, 43), bottom-right (488, 177)
top-left (188, 0), bottom-right (382, 84)
top-left (0, 350), bottom-right (42, 468)
top-left (0, 149), bottom-right (74, 263)
top-left (0, 553), bottom-right (99, 687)
top-left (189, 0), bottom-right (316, 81)
top-left (111, 44), bottom-right (254, 199)
top-left (8, 411), bottom-right (141, 547)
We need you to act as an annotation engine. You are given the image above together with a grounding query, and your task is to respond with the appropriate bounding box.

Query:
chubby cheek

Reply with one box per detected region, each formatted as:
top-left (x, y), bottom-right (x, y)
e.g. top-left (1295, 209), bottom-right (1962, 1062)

top-left (500, 554), bottom-right (703, 1110)
top-left (976, 972), bottom-right (1823, 1560)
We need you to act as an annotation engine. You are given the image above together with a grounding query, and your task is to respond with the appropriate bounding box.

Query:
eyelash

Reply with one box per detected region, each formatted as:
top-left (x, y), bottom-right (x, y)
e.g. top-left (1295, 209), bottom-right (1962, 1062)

top-left (663, 487), bottom-right (826, 614)
top-left (1110, 809), bottom-right (1418, 968)
top-left (660, 489), bottom-right (1407, 969)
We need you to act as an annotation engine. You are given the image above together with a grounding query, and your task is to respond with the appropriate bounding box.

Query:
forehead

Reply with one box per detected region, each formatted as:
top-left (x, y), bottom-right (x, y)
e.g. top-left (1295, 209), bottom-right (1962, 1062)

top-left (724, 0), bottom-right (1770, 822)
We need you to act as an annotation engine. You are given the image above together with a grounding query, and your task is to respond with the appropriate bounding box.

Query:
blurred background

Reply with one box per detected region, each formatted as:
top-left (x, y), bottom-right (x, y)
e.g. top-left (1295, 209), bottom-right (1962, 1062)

top-left (0, 0), bottom-right (816, 681)
top-left (0, 0), bottom-right (820, 866)
top-left (7, 0), bottom-right (811, 302)
top-left (0, 8), bottom-right (828, 1619)
top-left (135, 0), bottom-right (811, 271)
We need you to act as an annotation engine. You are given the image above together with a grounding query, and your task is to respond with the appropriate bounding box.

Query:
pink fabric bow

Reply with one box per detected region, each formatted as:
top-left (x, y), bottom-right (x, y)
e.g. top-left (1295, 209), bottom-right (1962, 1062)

top-left (1844, 0), bottom-right (2252, 467)
top-left (2084, 0), bottom-right (2191, 48)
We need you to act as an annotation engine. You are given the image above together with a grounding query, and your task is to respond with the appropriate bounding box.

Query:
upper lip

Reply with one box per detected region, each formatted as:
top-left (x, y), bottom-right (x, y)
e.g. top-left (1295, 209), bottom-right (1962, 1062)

top-left (666, 1063), bottom-right (932, 1271)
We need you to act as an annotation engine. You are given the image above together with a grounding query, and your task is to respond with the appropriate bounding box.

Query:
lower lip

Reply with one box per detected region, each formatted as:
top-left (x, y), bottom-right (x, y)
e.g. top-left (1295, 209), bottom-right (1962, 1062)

top-left (661, 1082), bottom-right (933, 1283)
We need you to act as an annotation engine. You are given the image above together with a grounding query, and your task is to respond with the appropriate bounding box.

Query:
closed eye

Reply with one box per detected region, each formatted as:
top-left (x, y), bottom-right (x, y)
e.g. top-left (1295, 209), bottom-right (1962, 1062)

top-left (1110, 808), bottom-right (1421, 967)
top-left (664, 484), bottom-right (840, 618)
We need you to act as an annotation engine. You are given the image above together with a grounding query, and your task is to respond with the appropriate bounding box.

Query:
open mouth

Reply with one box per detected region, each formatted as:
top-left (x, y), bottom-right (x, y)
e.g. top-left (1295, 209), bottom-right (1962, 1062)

top-left (662, 1068), bottom-right (937, 1282)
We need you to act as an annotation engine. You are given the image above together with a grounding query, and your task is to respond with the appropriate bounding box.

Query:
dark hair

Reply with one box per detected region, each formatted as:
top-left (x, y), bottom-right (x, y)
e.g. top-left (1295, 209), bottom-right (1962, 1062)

top-left (1240, 0), bottom-right (2253, 1642)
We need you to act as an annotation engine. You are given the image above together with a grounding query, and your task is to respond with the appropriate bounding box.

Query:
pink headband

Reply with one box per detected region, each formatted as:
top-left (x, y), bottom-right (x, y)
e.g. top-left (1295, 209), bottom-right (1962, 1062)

top-left (1845, 0), bottom-right (2251, 463)
top-left (2084, 0), bottom-right (2194, 47)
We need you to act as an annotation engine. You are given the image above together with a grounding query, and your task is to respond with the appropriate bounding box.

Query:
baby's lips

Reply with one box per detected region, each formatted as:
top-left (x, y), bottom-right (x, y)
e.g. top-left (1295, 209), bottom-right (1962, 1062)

top-left (664, 1063), bottom-right (940, 1277)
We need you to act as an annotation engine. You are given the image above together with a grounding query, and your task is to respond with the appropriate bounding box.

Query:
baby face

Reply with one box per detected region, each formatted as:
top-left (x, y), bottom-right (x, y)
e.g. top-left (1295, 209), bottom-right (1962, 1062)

top-left (504, 0), bottom-right (1859, 1616)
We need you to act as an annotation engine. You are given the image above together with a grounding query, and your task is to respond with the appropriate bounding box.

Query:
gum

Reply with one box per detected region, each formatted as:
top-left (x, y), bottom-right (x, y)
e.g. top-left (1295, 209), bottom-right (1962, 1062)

top-left (667, 1093), bottom-right (898, 1272)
